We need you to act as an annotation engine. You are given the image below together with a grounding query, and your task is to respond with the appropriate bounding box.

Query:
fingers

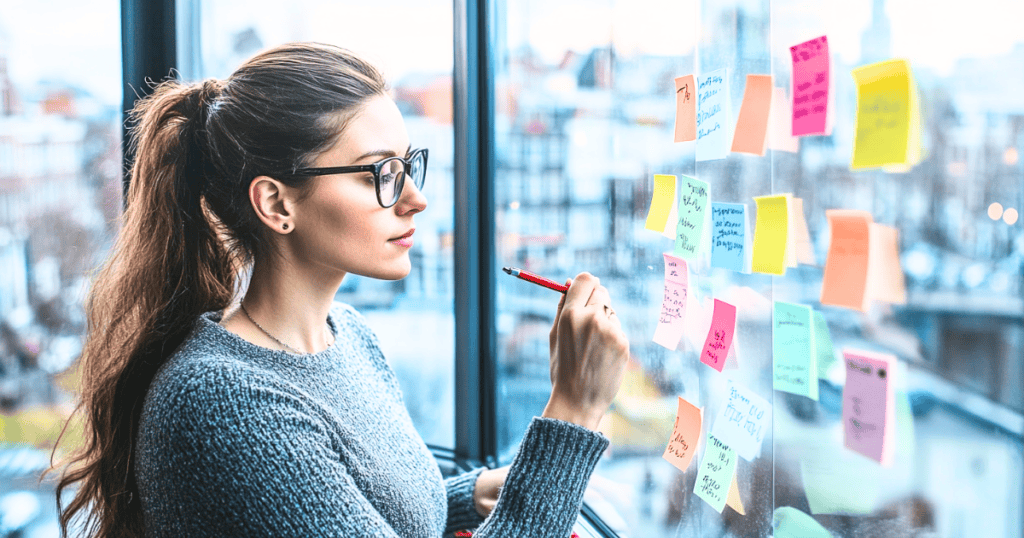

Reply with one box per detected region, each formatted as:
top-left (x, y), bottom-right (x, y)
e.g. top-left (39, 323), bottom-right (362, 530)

top-left (554, 278), bottom-right (571, 319)
top-left (587, 285), bottom-right (611, 310)
top-left (563, 272), bottom-right (599, 311)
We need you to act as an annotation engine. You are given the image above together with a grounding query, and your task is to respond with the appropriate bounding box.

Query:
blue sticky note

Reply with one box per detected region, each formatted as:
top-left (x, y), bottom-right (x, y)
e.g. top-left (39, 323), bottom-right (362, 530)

top-left (711, 202), bottom-right (749, 272)
top-left (696, 68), bottom-right (731, 161)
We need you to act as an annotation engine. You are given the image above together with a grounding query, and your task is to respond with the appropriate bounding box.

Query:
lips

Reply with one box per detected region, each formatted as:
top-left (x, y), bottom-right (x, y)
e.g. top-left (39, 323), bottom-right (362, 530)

top-left (389, 229), bottom-right (415, 241)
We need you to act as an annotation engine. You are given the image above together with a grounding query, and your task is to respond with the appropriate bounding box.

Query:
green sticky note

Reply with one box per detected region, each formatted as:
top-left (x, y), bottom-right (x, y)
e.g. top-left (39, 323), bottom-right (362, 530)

top-left (673, 175), bottom-right (709, 260)
top-left (773, 506), bottom-right (833, 538)
top-left (813, 311), bottom-right (836, 378)
top-left (896, 390), bottom-right (915, 459)
top-left (694, 433), bottom-right (737, 513)
top-left (773, 301), bottom-right (818, 400)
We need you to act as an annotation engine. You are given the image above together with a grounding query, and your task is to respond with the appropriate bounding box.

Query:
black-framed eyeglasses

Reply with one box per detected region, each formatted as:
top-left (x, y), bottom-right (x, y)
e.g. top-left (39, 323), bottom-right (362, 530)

top-left (289, 148), bottom-right (428, 208)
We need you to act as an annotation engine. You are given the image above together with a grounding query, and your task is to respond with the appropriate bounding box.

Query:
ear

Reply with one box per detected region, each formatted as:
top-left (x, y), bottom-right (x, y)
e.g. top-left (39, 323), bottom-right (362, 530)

top-left (249, 175), bottom-right (297, 233)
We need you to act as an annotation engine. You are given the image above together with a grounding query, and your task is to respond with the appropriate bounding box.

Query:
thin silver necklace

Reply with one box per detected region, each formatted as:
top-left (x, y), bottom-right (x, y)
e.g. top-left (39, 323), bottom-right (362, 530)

top-left (239, 302), bottom-right (332, 355)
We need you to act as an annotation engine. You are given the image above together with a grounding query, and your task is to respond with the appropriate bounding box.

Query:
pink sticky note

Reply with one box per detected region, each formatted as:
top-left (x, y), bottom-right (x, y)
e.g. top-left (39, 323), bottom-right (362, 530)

top-left (866, 223), bottom-right (907, 304)
top-left (653, 253), bottom-right (688, 350)
top-left (769, 87), bottom-right (799, 152)
top-left (790, 35), bottom-right (830, 136)
top-left (662, 397), bottom-right (702, 472)
top-left (842, 349), bottom-right (897, 466)
top-left (674, 75), bottom-right (697, 142)
top-left (731, 74), bottom-right (774, 156)
top-left (700, 299), bottom-right (737, 372)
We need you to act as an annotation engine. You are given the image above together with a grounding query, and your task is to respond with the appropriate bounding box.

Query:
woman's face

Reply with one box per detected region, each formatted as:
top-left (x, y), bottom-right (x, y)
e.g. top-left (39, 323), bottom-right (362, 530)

top-left (289, 93), bottom-right (427, 281)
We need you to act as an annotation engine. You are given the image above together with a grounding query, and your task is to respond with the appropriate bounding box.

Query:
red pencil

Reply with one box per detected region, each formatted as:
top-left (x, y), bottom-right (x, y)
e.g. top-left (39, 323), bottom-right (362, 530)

top-left (502, 266), bottom-right (569, 293)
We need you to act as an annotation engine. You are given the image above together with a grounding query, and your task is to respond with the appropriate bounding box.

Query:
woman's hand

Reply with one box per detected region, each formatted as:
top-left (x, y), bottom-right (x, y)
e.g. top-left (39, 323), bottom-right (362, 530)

top-left (542, 272), bottom-right (630, 431)
top-left (472, 465), bottom-right (510, 517)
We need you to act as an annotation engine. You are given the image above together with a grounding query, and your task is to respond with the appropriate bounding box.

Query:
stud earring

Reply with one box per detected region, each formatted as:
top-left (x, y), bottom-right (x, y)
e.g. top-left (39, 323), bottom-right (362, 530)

top-left (282, 223), bottom-right (289, 231)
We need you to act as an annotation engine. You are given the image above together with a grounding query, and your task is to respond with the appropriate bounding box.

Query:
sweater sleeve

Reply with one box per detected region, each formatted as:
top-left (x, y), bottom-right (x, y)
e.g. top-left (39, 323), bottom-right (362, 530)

top-left (469, 417), bottom-right (610, 538)
top-left (137, 366), bottom-right (406, 538)
top-left (444, 466), bottom-right (487, 534)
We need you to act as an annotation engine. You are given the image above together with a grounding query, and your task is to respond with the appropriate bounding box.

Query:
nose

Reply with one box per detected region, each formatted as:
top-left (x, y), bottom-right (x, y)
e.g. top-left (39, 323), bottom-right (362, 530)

top-left (395, 175), bottom-right (427, 215)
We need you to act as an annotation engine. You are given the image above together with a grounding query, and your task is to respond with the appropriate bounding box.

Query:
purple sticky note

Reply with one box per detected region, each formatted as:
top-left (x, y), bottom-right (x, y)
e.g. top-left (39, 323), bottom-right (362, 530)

top-left (701, 299), bottom-right (737, 372)
top-left (842, 349), bottom-right (897, 466)
top-left (653, 253), bottom-right (688, 350)
top-left (790, 35), bottom-right (830, 136)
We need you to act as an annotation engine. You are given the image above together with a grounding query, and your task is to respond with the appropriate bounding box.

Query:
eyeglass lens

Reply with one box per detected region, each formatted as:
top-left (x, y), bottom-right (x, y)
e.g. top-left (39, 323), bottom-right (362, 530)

top-left (379, 152), bottom-right (426, 206)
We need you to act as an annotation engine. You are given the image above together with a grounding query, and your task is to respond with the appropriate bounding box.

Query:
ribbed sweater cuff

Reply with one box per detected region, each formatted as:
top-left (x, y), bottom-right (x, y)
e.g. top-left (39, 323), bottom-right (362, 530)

top-left (477, 417), bottom-right (609, 537)
top-left (445, 466), bottom-right (487, 534)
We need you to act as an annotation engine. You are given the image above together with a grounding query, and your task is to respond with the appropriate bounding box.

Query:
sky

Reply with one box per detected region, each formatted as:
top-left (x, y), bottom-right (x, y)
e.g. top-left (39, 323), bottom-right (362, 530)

top-left (0, 0), bottom-right (1022, 108)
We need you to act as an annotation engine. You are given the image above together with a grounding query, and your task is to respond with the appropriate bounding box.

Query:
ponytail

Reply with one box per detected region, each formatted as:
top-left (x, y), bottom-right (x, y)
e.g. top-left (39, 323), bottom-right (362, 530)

top-left (45, 42), bottom-right (387, 537)
top-left (49, 79), bottom-right (237, 537)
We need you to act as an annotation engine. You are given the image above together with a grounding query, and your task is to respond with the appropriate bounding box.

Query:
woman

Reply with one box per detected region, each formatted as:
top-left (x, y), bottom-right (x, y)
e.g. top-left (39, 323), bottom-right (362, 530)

top-left (51, 42), bottom-right (629, 537)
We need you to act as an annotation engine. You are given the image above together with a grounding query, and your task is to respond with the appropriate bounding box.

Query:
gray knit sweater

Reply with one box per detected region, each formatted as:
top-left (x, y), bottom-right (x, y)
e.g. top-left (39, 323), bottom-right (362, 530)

top-left (135, 301), bottom-right (610, 537)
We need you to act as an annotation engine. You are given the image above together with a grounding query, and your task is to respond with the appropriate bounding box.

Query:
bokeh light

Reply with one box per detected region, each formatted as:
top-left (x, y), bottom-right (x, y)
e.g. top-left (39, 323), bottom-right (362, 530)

top-left (1003, 208), bottom-right (1019, 225)
top-left (987, 202), bottom-right (1003, 220)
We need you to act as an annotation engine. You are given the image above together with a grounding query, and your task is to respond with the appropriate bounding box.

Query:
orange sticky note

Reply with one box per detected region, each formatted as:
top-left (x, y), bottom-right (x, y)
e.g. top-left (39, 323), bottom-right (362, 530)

top-left (866, 223), bottom-right (907, 304)
top-left (662, 396), bottom-right (703, 473)
top-left (790, 197), bottom-right (816, 266)
top-left (751, 195), bottom-right (789, 275)
top-left (731, 74), bottom-right (774, 156)
top-left (769, 87), bottom-right (799, 153)
top-left (674, 75), bottom-right (697, 142)
top-left (726, 472), bottom-right (746, 515)
top-left (820, 210), bottom-right (872, 311)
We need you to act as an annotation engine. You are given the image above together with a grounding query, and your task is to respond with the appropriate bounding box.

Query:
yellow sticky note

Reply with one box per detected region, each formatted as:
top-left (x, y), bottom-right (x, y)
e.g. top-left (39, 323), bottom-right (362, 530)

top-left (866, 223), bottom-right (907, 304)
top-left (851, 59), bottom-right (916, 169)
top-left (751, 195), bottom-right (789, 275)
top-left (726, 471), bottom-right (746, 515)
top-left (731, 74), bottom-right (774, 156)
top-left (645, 174), bottom-right (676, 234)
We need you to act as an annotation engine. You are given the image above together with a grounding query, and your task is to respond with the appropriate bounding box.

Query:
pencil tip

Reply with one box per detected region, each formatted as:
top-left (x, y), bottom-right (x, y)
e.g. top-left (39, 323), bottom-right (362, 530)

top-left (501, 267), bottom-right (512, 275)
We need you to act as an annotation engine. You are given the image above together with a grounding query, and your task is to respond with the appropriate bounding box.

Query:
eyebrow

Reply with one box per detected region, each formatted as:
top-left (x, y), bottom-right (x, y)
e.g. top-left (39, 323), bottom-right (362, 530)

top-left (354, 144), bottom-right (412, 163)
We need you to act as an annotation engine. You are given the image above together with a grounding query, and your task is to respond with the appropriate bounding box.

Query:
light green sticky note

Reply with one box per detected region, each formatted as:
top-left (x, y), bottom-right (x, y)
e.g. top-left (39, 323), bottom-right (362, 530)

top-left (673, 175), bottom-right (709, 260)
top-left (693, 433), bottom-right (737, 513)
top-left (773, 506), bottom-right (833, 537)
top-left (896, 390), bottom-right (915, 459)
top-left (813, 311), bottom-right (836, 378)
top-left (773, 301), bottom-right (818, 400)
top-left (800, 454), bottom-right (879, 515)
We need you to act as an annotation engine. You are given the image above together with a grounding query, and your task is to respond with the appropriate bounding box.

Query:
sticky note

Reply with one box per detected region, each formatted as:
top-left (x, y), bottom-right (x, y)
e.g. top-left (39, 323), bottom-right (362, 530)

top-left (694, 434), bottom-right (737, 513)
top-left (711, 203), bottom-right (749, 273)
top-left (653, 253), bottom-right (688, 350)
top-left (790, 36), bottom-right (831, 136)
top-left (673, 175), bottom-right (709, 259)
top-left (773, 507), bottom-right (833, 538)
top-left (645, 174), bottom-right (677, 234)
top-left (820, 210), bottom-right (872, 311)
top-left (813, 311), bottom-right (836, 378)
top-left (700, 299), bottom-right (737, 373)
top-left (674, 75), bottom-right (697, 143)
top-left (851, 58), bottom-right (916, 169)
top-left (801, 453), bottom-right (879, 515)
top-left (696, 68), bottom-right (730, 161)
top-left (726, 472), bottom-right (745, 515)
top-left (731, 74), bottom-right (773, 156)
top-left (895, 390), bottom-right (915, 459)
top-left (751, 195), bottom-right (789, 275)
top-left (769, 87), bottom-right (800, 153)
top-left (842, 349), bottom-right (897, 466)
top-left (662, 396), bottom-right (702, 473)
top-left (712, 381), bottom-right (771, 461)
top-left (773, 301), bottom-right (818, 400)
top-left (790, 197), bottom-right (815, 266)
top-left (866, 223), bottom-right (907, 304)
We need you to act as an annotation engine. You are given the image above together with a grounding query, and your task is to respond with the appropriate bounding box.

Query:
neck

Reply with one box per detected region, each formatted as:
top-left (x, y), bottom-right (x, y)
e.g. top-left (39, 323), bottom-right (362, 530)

top-left (240, 255), bottom-right (346, 354)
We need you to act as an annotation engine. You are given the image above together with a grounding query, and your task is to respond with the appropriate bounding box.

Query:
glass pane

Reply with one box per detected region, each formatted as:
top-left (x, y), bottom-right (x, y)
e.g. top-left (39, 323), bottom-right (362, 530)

top-left (0, 0), bottom-right (123, 535)
top-left (492, 0), bottom-right (1023, 536)
top-left (189, 0), bottom-right (455, 449)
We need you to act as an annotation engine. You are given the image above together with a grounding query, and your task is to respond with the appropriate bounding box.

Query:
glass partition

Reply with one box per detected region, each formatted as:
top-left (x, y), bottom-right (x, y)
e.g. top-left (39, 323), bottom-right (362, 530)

top-left (491, 0), bottom-right (1023, 536)
top-left (184, 0), bottom-right (457, 449)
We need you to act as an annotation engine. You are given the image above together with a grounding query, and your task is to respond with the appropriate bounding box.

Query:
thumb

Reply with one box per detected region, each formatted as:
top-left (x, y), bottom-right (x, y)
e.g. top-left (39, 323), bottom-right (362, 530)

top-left (554, 278), bottom-right (572, 320)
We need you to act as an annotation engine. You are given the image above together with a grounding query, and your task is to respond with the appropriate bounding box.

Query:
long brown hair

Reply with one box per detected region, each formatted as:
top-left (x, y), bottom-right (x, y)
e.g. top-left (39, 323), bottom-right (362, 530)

top-left (46, 42), bottom-right (386, 537)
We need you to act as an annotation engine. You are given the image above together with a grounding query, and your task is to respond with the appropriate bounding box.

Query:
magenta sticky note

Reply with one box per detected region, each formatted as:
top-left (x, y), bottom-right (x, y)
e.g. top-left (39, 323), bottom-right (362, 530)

top-left (701, 299), bottom-right (737, 372)
top-left (790, 35), bottom-right (830, 136)
top-left (653, 253), bottom-right (688, 350)
top-left (842, 349), bottom-right (897, 466)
